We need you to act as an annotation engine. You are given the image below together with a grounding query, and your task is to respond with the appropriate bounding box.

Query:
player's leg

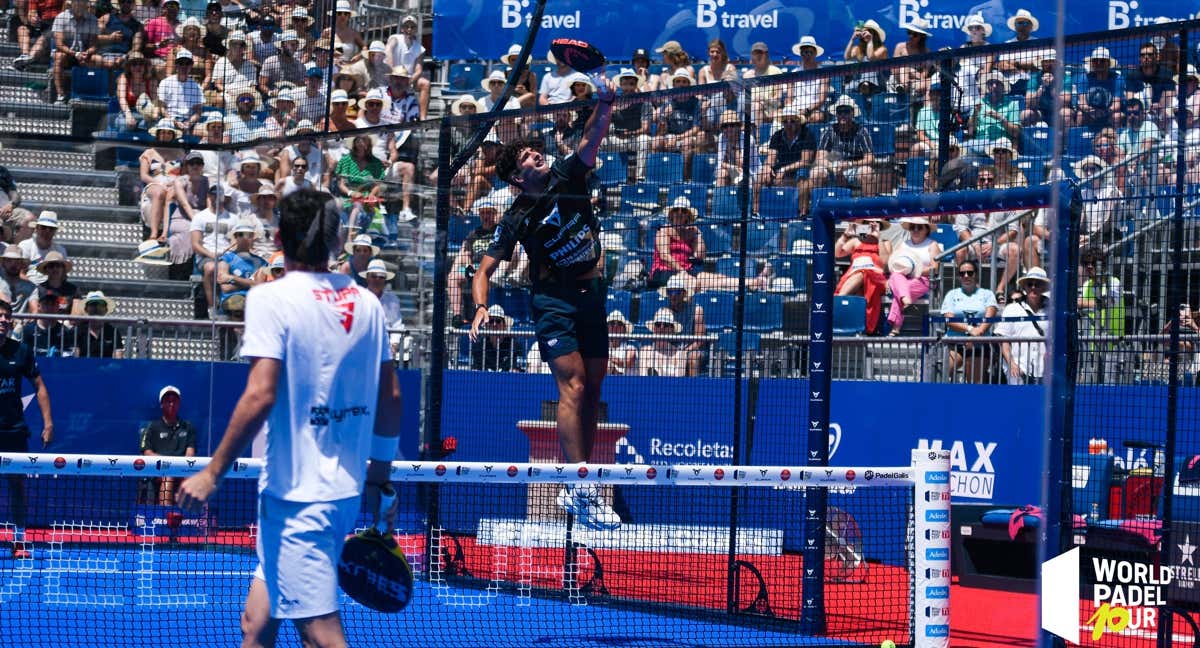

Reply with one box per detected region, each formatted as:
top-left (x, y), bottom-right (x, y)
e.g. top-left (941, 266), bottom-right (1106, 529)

top-left (549, 351), bottom-right (589, 462)
top-left (293, 612), bottom-right (347, 648)
top-left (241, 577), bottom-right (282, 648)
top-left (0, 433), bottom-right (29, 558)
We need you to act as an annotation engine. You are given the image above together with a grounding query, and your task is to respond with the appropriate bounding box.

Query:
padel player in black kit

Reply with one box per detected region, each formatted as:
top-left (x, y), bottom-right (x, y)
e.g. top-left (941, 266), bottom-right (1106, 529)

top-left (0, 299), bottom-right (54, 558)
top-left (470, 73), bottom-right (620, 531)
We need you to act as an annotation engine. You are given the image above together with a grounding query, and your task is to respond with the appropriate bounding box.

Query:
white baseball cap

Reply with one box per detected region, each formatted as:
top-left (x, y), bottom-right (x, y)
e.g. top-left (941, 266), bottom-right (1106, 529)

top-left (159, 385), bottom-right (181, 402)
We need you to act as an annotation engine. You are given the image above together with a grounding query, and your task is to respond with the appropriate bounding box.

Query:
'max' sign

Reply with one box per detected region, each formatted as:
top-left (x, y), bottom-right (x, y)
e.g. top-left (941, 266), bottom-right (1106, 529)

top-left (917, 438), bottom-right (997, 500)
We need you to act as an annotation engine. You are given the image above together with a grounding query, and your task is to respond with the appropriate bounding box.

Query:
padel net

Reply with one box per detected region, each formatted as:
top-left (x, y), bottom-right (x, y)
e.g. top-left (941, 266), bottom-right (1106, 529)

top-left (0, 450), bottom-right (949, 647)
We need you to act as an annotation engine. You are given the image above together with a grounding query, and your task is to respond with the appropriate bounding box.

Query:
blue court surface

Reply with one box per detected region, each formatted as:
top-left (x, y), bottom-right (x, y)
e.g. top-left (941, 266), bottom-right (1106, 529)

top-left (0, 547), bottom-right (854, 648)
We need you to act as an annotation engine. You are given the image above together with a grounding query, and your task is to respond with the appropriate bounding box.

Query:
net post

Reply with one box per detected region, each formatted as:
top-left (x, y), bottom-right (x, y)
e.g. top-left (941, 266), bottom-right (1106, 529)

top-left (912, 448), bottom-right (952, 648)
top-left (800, 206), bottom-right (836, 634)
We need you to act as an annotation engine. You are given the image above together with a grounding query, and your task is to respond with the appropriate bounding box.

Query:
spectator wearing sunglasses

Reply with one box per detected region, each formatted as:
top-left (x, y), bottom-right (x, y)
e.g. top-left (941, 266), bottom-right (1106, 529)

top-left (939, 260), bottom-right (998, 383)
top-left (157, 49), bottom-right (203, 134)
top-left (803, 95), bottom-right (875, 214)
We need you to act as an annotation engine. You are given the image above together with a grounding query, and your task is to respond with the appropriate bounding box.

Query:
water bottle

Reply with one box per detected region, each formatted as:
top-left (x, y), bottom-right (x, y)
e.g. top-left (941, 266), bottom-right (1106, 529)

top-left (1090, 502), bottom-right (1100, 522)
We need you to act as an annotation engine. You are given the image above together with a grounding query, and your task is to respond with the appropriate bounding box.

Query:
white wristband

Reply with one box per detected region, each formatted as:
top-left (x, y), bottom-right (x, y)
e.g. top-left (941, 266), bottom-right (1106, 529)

top-left (370, 434), bottom-right (400, 462)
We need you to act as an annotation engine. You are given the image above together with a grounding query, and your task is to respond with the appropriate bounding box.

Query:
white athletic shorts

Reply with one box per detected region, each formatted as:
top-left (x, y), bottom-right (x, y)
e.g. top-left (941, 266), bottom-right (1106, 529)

top-left (253, 493), bottom-right (360, 619)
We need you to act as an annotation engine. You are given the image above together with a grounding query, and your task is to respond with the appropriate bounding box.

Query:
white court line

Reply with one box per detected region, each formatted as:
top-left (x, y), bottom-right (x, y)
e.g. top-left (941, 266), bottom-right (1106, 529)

top-left (1080, 624), bottom-right (1194, 643)
top-left (42, 569), bottom-right (254, 576)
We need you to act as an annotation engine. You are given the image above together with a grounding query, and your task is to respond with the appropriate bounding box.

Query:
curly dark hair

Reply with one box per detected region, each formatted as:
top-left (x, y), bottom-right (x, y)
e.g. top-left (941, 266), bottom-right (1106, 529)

top-left (1079, 244), bottom-right (1108, 268)
top-left (493, 137), bottom-right (543, 187)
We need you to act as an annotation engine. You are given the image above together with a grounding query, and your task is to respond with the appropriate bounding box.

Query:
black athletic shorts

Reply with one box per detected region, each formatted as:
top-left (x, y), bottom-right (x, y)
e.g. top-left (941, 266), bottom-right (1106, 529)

top-left (531, 277), bottom-right (609, 361)
top-left (0, 431), bottom-right (29, 453)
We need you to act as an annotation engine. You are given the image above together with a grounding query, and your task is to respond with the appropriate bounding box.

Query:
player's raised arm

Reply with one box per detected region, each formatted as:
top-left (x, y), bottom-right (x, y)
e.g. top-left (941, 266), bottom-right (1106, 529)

top-left (576, 77), bottom-right (615, 168)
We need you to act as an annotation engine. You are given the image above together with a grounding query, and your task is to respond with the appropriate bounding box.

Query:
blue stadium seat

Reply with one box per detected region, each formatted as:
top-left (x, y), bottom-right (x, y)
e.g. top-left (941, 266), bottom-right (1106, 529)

top-left (620, 183), bottom-right (661, 212)
top-left (1021, 127), bottom-right (1053, 157)
top-left (447, 63), bottom-right (486, 93)
top-left (700, 223), bottom-right (733, 254)
top-left (758, 122), bottom-right (773, 145)
top-left (666, 183), bottom-right (709, 220)
top-left (640, 291), bottom-right (668, 327)
top-left (596, 152), bottom-right (628, 186)
top-left (833, 296), bottom-right (867, 335)
top-left (773, 254), bottom-right (807, 287)
top-left (606, 290), bottom-right (634, 320)
top-left (1015, 157), bottom-right (1046, 185)
top-left (745, 222), bottom-right (781, 253)
top-left (1072, 453), bottom-right (1113, 520)
top-left (1067, 127), bottom-right (1096, 157)
top-left (71, 67), bottom-right (110, 101)
top-left (867, 123), bottom-right (895, 156)
top-left (645, 152), bottom-right (684, 185)
top-left (932, 223), bottom-right (958, 252)
top-left (691, 154), bottom-right (718, 185)
top-left (784, 222), bottom-right (813, 250)
top-left (714, 331), bottom-right (762, 375)
top-left (714, 255), bottom-right (741, 279)
top-left (695, 292), bottom-right (736, 330)
top-left (759, 186), bottom-right (799, 220)
top-left (812, 187), bottom-right (851, 208)
top-left (448, 215), bottom-right (479, 250)
top-left (710, 187), bottom-right (742, 218)
top-left (492, 286), bottom-right (531, 324)
top-left (743, 294), bottom-right (784, 331)
top-left (905, 157), bottom-right (930, 190)
top-left (603, 219), bottom-right (641, 250)
top-left (869, 92), bottom-right (908, 123)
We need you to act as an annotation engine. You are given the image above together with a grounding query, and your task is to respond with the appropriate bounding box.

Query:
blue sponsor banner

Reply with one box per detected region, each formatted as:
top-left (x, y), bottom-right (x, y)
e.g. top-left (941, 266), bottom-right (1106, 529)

top-left (432, 0), bottom-right (1193, 61)
top-left (926, 547), bottom-right (950, 561)
top-left (926, 585), bottom-right (950, 599)
top-left (925, 470), bottom-right (950, 484)
top-left (925, 624), bottom-right (951, 637)
top-left (925, 509), bottom-right (950, 523)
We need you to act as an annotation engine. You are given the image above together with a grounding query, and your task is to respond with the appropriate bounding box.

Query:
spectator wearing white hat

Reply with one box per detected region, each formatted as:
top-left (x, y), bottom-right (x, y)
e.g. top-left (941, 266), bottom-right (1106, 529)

top-left (471, 305), bottom-right (517, 372)
top-left (499, 44), bottom-right (540, 108)
top-left (538, 46), bottom-right (575, 106)
top-left (995, 267), bottom-right (1049, 384)
top-left (789, 36), bottom-right (830, 122)
top-left (605, 310), bottom-right (638, 375)
top-left (891, 18), bottom-right (933, 99)
top-left (384, 14), bottom-right (429, 119)
top-left (649, 197), bottom-right (768, 293)
top-left (662, 274), bottom-right (708, 376)
top-left (276, 120), bottom-right (325, 192)
top-left (344, 40), bottom-right (389, 93)
top-left (216, 218), bottom-right (267, 316)
top-left (190, 185), bottom-right (240, 315)
top-left (249, 184), bottom-right (280, 259)
top-left (1021, 50), bottom-right (1072, 128)
top-left (654, 40), bottom-right (694, 93)
top-left (157, 48), bottom-right (204, 133)
top-left (639, 308), bottom-right (687, 377)
top-left (352, 87), bottom-right (418, 223)
top-left (604, 68), bottom-right (653, 182)
top-left (743, 42), bottom-right (784, 122)
top-left (964, 71), bottom-right (1021, 154)
top-left (383, 65), bottom-right (420, 124)
top-left (955, 14), bottom-right (995, 112)
top-left (843, 19), bottom-right (887, 63)
top-left (321, 0), bottom-right (365, 64)
top-left (758, 105), bottom-right (816, 194)
top-left (654, 71), bottom-right (710, 178)
top-left (163, 16), bottom-right (206, 86)
top-left (0, 246), bottom-right (36, 314)
top-left (996, 10), bottom-right (1040, 96)
top-left (360, 258), bottom-right (404, 346)
top-left (263, 87), bottom-right (299, 138)
top-left (1072, 156), bottom-right (1122, 243)
top-left (885, 216), bottom-right (941, 335)
top-left (73, 291), bottom-right (124, 358)
top-left (138, 385), bottom-right (197, 505)
top-left (1073, 47), bottom-right (1124, 122)
top-left (19, 212), bottom-right (67, 286)
top-left (479, 70), bottom-right (521, 112)
top-left (714, 109), bottom-right (759, 191)
top-left (338, 234), bottom-right (378, 287)
top-left (258, 28), bottom-right (305, 97)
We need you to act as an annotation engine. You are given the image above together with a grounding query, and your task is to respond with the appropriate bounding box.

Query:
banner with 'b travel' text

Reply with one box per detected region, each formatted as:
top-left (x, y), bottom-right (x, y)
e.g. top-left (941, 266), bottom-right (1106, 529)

top-left (432, 0), bottom-right (1200, 62)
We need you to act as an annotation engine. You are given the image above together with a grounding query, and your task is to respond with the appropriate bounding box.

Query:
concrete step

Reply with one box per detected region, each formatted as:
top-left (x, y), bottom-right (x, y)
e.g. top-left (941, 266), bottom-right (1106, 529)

top-left (57, 220), bottom-right (141, 246)
top-left (0, 115), bottom-right (70, 137)
top-left (19, 183), bottom-right (119, 206)
top-left (0, 147), bottom-right (95, 171)
top-left (118, 296), bottom-right (195, 321)
top-left (144, 336), bottom-right (222, 362)
top-left (0, 84), bottom-right (46, 103)
top-left (22, 202), bottom-right (139, 224)
top-left (9, 167), bottom-right (115, 188)
top-left (71, 256), bottom-right (169, 282)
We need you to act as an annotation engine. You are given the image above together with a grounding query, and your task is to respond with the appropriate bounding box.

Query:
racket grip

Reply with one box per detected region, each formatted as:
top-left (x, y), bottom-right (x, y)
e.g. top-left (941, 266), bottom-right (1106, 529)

top-left (374, 483), bottom-right (397, 534)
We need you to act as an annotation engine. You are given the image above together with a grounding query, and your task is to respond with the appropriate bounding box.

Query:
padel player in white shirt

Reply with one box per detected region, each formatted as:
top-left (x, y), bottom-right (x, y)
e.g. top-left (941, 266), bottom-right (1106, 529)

top-left (177, 189), bottom-right (403, 648)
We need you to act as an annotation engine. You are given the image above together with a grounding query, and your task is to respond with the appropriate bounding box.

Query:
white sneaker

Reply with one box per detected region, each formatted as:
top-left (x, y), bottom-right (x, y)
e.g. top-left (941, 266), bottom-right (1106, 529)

top-left (397, 207), bottom-right (417, 222)
top-left (557, 484), bottom-right (621, 531)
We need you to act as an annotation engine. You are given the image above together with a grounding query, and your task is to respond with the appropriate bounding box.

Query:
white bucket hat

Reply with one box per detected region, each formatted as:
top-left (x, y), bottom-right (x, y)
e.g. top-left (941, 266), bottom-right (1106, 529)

top-left (791, 35), bottom-right (825, 57)
top-left (501, 44), bottom-right (524, 66)
top-left (451, 95), bottom-right (481, 116)
top-left (359, 258), bottom-right (395, 280)
top-left (35, 210), bottom-right (59, 228)
top-left (82, 290), bottom-right (117, 313)
top-left (829, 95), bottom-right (861, 118)
top-left (134, 239), bottom-right (171, 266)
top-left (486, 304), bottom-right (513, 328)
top-left (1006, 9), bottom-right (1040, 32)
top-left (649, 307), bottom-right (682, 334)
top-left (606, 310), bottom-right (632, 329)
top-left (1017, 267), bottom-right (1050, 293)
top-left (344, 233), bottom-right (381, 256)
top-left (962, 14), bottom-right (992, 38)
top-left (904, 17), bottom-right (933, 37)
top-left (482, 70), bottom-right (506, 92)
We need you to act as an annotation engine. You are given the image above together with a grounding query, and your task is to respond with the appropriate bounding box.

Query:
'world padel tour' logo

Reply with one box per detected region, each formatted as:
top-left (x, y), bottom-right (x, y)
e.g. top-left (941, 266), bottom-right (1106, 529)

top-left (1043, 547), bottom-right (1172, 642)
